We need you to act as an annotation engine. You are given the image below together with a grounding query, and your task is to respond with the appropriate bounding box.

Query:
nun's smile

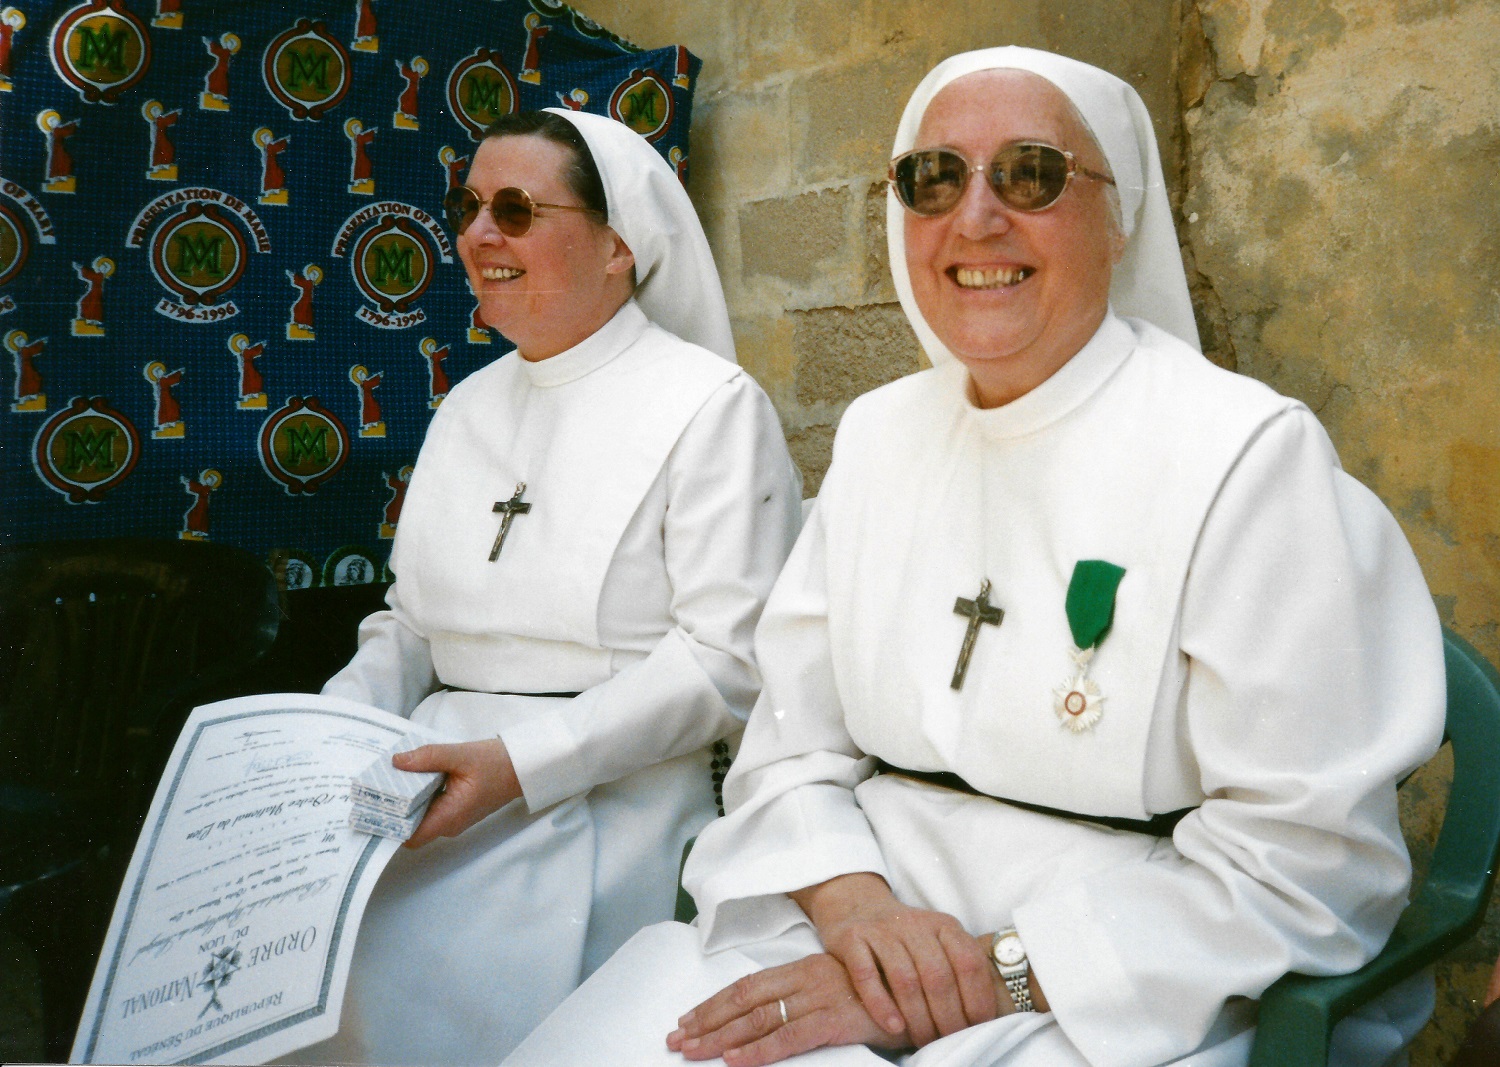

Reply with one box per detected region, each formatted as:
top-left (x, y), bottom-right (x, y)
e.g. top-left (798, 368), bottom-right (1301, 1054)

top-left (903, 69), bottom-right (1118, 408)
top-left (457, 134), bottom-right (632, 362)
top-left (952, 266), bottom-right (1034, 289)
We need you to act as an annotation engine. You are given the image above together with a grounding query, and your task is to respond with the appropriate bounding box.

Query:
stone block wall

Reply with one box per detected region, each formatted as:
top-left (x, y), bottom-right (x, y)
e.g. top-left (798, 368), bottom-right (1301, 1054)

top-left (575, 1), bottom-right (1498, 1059)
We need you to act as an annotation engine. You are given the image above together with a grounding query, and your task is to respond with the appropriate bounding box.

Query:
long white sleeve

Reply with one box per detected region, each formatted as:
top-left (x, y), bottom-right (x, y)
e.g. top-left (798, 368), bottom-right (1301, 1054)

top-left (687, 485), bottom-right (891, 950)
top-left (494, 375), bottom-right (803, 810)
top-left (321, 578), bottom-right (438, 717)
top-left (1015, 407), bottom-right (1443, 1065)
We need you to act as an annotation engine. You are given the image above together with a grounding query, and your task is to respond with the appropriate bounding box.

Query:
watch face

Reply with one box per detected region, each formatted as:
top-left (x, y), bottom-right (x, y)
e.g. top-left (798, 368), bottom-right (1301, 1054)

top-left (994, 934), bottom-right (1025, 967)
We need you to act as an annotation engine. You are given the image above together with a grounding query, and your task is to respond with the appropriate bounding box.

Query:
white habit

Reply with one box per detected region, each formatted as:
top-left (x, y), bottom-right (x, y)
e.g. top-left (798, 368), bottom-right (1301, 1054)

top-left (507, 311), bottom-right (1445, 1067)
top-left (299, 297), bottom-right (804, 1065)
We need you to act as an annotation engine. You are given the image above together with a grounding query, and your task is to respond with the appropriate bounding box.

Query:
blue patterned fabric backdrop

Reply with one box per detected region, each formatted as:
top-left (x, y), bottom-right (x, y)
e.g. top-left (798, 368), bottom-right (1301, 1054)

top-left (0, 0), bottom-right (699, 590)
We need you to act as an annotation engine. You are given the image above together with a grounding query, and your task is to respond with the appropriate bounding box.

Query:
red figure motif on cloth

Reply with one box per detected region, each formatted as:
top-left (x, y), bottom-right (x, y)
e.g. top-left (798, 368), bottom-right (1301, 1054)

top-left (0, 8), bottom-right (26, 93)
top-left (179, 468), bottom-right (222, 540)
top-left (468, 300), bottom-right (491, 344)
top-left (438, 146), bottom-right (469, 191)
top-left (141, 101), bottom-right (180, 180)
top-left (254, 126), bottom-right (290, 205)
top-left (152, 0), bottom-right (182, 29)
top-left (519, 13), bottom-right (549, 85)
top-left (669, 146), bottom-right (688, 185)
top-left (418, 336), bottom-right (450, 407)
top-left (200, 33), bottom-right (240, 110)
top-left (228, 332), bottom-right (267, 409)
top-left (6, 328), bottom-right (45, 412)
top-left (345, 119), bottom-right (376, 195)
top-left (286, 264), bottom-right (322, 340)
top-left (352, 0), bottom-right (378, 52)
top-left (349, 364), bottom-right (385, 437)
top-left (673, 45), bottom-right (690, 88)
top-left (556, 88), bottom-right (588, 111)
top-left (72, 256), bottom-right (114, 336)
top-left (37, 110), bottom-right (80, 194)
top-left (393, 57), bottom-right (427, 129)
top-left (380, 464), bottom-right (413, 538)
top-left (144, 361), bottom-right (186, 439)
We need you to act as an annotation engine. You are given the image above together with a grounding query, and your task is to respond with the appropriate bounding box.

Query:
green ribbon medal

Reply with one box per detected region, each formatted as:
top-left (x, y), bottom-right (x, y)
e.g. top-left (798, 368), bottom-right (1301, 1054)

top-left (1065, 560), bottom-right (1126, 651)
top-left (1054, 560), bottom-right (1126, 733)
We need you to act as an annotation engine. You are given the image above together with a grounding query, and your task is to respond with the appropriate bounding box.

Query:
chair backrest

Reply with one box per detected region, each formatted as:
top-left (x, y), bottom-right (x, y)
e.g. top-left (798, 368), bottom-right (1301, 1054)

top-left (1422, 629), bottom-right (1500, 949)
top-left (0, 538), bottom-right (280, 795)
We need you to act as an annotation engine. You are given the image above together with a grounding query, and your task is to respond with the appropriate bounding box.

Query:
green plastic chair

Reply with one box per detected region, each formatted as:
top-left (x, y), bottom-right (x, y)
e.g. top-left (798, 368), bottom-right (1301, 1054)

top-left (1250, 628), bottom-right (1500, 1066)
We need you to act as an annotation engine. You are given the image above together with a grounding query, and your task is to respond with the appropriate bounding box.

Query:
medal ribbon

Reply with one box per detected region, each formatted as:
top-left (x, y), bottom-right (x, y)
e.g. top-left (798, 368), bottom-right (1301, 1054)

top-left (1064, 560), bottom-right (1126, 650)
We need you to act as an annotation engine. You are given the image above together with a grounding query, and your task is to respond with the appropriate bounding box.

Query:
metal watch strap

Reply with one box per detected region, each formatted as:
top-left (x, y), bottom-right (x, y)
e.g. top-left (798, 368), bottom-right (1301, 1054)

top-left (1003, 971), bottom-right (1034, 1013)
top-left (991, 928), bottom-right (1036, 1013)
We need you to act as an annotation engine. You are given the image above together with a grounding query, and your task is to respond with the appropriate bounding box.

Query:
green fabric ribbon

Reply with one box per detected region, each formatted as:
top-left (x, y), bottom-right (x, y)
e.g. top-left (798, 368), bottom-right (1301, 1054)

top-left (1065, 560), bottom-right (1126, 650)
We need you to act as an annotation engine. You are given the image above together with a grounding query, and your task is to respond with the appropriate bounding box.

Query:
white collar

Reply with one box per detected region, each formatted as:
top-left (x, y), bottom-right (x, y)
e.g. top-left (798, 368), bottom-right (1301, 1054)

top-left (961, 310), bottom-right (1134, 441)
top-left (519, 299), bottom-right (649, 389)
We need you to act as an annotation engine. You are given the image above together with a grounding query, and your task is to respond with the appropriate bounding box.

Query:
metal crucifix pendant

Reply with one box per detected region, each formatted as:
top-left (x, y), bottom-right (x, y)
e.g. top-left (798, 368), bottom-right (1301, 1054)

top-left (488, 481), bottom-right (531, 561)
top-left (951, 578), bottom-right (1004, 690)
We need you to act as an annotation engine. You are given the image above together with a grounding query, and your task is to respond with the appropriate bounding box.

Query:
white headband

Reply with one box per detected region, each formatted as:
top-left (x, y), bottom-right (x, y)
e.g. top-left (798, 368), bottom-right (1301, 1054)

top-left (886, 47), bottom-right (1200, 367)
top-left (548, 108), bottom-right (737, 363)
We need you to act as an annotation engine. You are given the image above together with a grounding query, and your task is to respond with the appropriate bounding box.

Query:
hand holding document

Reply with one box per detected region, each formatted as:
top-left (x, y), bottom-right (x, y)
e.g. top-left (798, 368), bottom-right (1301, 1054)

top-left (349, 732), bottom-right (445, 839)
top-left (71, 694), bottom-right (449, 1065)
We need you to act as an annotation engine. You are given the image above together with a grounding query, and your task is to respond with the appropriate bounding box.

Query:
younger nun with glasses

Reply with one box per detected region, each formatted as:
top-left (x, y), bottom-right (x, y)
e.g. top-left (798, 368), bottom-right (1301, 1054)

top-left (502, 47), bottom-right (1442, 1067)
top-left (293, 110), bottom-right (803, 1066)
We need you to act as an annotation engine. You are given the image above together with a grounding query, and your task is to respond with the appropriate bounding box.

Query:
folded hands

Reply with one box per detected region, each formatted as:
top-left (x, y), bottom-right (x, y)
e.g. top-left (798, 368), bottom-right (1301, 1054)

top-left (668, 872), bottom-right (1047, 1065)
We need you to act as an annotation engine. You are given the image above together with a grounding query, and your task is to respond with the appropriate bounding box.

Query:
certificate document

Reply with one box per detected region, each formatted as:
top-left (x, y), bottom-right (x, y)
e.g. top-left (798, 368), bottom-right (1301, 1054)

top-left (71, 693), bottom-right (442, 1065)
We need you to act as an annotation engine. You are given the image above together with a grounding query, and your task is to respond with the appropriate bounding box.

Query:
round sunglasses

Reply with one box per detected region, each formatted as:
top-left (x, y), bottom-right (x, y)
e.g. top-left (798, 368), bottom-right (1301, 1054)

top-left (889, 143), bottom-right (1115, 216)
top-left (442, 185), bottom-right (601, 237)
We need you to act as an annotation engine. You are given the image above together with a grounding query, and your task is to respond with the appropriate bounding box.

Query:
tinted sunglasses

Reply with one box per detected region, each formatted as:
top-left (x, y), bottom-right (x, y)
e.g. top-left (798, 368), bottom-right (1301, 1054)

top-left (889, 143), bottom-right (1115, 216)
top-left (442, 185), bottom-right (600, 237)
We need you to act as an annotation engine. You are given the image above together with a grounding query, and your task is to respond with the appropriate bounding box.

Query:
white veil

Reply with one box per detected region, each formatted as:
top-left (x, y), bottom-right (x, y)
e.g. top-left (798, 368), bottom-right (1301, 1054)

top-left (548, 108), bottom-right (737, 364)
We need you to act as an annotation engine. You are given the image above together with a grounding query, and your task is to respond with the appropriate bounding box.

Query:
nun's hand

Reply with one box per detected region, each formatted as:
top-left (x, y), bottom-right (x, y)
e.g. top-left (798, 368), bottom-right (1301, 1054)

top-left (667, 952), bottom-right (907, 1065)
top-left (393, 738), bottom-right (521, 848)
top-left (789, 873), bottom-right (998, 1047)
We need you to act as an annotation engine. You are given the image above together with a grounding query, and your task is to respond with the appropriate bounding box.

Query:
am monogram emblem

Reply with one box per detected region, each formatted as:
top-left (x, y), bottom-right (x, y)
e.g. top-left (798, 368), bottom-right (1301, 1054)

top-left (258, 395), bottom-right (350, 495)
top-left (609, 68), bottom-right (674, 142)
top-left (50, 0), bottom-right (152, 104)
top-left (262, 19), bottom-right (351, 121)
top-left (151, 203), bottom-right (247, 305)
top-left (333, 201), bottom-right (452, 329)
top-left (32, 395), bottom-right (141, 502)
top-left (0, 200), bottom-right (28, 287)
top-left (128, 188), bottom-right (271, 322)
top-left (351, 215), bottom-right (431, 313)
top-left (446, 47), bottom-right (517, 141)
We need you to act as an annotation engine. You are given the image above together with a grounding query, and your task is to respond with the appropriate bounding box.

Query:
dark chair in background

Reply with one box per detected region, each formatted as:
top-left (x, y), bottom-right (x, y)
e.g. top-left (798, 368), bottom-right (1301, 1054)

top-left (0, 537), bottom-right (280, 1061)
top-left (1251, 628), bottom-right (1500, 1066)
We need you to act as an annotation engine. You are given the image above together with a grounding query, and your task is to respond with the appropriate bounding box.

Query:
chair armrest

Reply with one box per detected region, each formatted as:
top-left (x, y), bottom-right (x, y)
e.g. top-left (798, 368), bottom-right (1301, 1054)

top-left (1251, 880), bottom-right (1487, 1067)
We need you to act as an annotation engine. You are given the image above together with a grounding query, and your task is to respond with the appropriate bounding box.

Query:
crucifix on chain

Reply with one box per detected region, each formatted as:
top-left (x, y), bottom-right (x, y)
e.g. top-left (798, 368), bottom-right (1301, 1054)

top-left (951, 578), bottom-right (1004, 690)
top-left (489, 481), bottom-right (531, 561)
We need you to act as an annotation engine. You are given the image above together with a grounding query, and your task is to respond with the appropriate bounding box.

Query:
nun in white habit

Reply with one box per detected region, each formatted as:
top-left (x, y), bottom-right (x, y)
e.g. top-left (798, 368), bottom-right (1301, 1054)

top-left (294, 110), bottom-right (803, 1066)
top-left (503, 48), bottom-right (1444, 1067)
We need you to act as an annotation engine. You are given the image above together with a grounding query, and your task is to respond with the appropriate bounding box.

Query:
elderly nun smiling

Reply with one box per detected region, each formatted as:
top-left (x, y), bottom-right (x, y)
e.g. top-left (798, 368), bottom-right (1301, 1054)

top-left (291, 110), bottom-right (803, 1067)
top-left (503, 47), bottom-right (1444, 1067)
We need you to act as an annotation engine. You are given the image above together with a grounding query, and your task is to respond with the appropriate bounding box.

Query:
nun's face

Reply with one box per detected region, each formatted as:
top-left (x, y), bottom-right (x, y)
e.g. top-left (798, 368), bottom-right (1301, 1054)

top-left (904, 70), bottom-right (1118, 407)
top-left (458, 134), bottom-right (633, 361)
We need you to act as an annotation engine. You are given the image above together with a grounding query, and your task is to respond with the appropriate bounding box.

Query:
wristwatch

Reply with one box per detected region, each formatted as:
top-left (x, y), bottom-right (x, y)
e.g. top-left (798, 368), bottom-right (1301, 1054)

top-left (990, 927), bottom-right (1035, 1013)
